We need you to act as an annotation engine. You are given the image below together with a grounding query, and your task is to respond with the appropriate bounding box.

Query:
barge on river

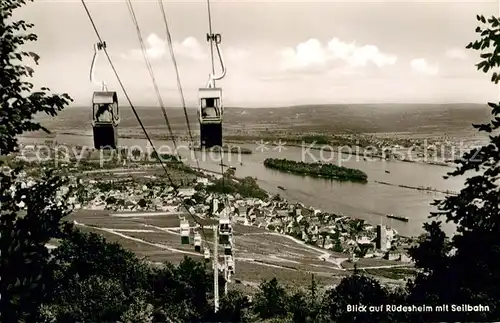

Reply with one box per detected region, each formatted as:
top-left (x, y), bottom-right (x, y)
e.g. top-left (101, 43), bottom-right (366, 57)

top-left (387, 214), bottom-right (409, 222)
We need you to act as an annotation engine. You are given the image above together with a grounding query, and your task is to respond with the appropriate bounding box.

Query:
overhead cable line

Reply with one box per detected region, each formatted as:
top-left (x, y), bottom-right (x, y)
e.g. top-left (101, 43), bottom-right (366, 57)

top-left (125, 0), bottom-right (179, 156)
top-left (205, 0), bottom-right (227, 202)
top-left (81, 0), bottom-right (211, 248)
top-left (206, 0), bottom-right (216, 78)
top-left (157, 0), bottom-right (201, 172)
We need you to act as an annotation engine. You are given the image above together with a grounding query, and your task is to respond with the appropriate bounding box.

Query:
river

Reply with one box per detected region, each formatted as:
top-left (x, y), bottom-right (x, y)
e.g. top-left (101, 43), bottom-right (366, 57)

top-left (19, 134), bottom-right (470, 237)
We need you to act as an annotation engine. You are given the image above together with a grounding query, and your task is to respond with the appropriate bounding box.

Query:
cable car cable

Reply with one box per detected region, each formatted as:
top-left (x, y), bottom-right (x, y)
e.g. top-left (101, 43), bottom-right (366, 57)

top-left (81, 0), bottom-right (211, 249)
top-left (158, 0), bottom-right (201, 172)
top-left (81, 0), bottom-right (173, 184)
top-left (126, 0), bottom-right (211, 248)
top-left (125, 0), bottom-right (179, 156)
top-left (205, 0), bottom-right (236, 284)
top-left (125, 0), bottom-right (210, 247)
top-left (205, 0), bottom-right (228, 205)
top-left (207, 0), bottom-right (216, 77)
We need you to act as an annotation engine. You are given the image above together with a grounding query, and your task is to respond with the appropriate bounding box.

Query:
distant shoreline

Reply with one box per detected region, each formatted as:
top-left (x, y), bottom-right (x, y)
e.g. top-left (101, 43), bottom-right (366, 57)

top-left (21, 131), bottom-right (456, 169)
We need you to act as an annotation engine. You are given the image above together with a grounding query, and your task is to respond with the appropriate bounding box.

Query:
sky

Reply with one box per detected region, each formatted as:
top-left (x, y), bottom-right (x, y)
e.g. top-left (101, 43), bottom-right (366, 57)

top-left (16, 0), bottom-right (500, 107)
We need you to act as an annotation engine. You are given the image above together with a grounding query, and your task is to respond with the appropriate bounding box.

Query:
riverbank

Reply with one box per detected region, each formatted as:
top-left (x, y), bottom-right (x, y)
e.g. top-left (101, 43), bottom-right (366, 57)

top-left (29, 131), bottom-right (460, 169)
top-left (7, 150), bottom-right (415, 277)
top-left (17, 134), bottom-right (462, 237)
top-left (374, 181), bottom-right (459, 196)
top-left (263, 158), bottom-right (368, 183)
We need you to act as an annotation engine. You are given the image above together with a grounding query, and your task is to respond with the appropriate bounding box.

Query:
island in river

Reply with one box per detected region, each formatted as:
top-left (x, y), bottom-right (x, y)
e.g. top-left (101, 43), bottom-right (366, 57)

top-left (263, 158), bottom-right (368, 183)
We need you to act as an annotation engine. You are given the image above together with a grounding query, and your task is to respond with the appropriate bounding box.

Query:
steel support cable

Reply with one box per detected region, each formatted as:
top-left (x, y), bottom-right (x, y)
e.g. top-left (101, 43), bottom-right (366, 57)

top-left (81, 0), bottom-right (211, 249)
top-left (205, 0), bottom-right (234, 291)
top-left (207, 0), bottom-right (216, 78)
top-left (206, 0), bottom-right (228, 206)
top-left (125, 0), bottom-right (179, 156)
top-left (157, 0), bottom-right (201, 172)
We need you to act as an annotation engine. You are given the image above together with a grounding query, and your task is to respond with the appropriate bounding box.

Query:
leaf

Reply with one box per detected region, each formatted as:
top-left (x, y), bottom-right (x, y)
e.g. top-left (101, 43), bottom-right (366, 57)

top-left (476, 60), bottom-right (487, 71)
top-left (491, 72), bottom-right (499, 84)
top-left (472, 123), bottom-right (492, 133)
top-left (25, 66), bottom-right (34, 77)
top-left (487, 101), bottom-right (499, 108)
top-left (28, 52), bottom-right (40, 64)
top-left (472, 41), bottom-right (482, 50)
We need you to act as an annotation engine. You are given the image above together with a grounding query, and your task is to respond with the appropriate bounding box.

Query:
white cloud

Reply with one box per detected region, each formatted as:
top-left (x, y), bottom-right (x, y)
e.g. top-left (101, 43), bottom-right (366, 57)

top-left (327, 38), bottom-right (397, 67)
top-left (410, 58), bottom-right (439, 75)
top-left (280, 37), bottom-right (397, 72)
top-left (281, 39), bottom-right (328, 70)
top-left (172, 37), bottom-right (207, 61)
top-left (121, 33), bottom-right (165, 60)
top-left (121, 34), bottom-right (206, 61)
top-left (445, 48), bottom-right (468, 60)
top-left (121, 34), bottom-right (251, 65)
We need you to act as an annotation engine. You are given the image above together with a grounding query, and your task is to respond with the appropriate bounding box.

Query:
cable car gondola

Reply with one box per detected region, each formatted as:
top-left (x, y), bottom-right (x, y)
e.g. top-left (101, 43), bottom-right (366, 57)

top-left (204, 247), bottom-right (211, 262)
top-left (198, 33), bottom-right (226, 149)
top-left (227, 256), bottom-right (235, 274)
top-left (92, 91), bottom-right (119, 149)
top-left (89, 41), bottom-right (120, 149)
top-left (180, 219), bottom-right (190, 245)
top-left (199, 87), bottom-right (223, 148)
top-left (218, 215), bottom-right (232, 245)
top-left (224, 243), bottom-right (232, 256)
top-left (194, 232), bottom-right (202, 252)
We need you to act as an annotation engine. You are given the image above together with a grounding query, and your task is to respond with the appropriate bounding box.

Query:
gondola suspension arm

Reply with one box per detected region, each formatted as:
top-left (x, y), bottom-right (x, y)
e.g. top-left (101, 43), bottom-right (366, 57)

top-left (90, 41), bottom-right (108, 91)
top-left (206, 33), bottom-right (226, 88)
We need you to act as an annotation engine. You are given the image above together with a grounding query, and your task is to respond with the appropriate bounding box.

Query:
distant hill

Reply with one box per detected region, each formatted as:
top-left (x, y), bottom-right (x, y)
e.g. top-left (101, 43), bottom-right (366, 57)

top-left (36, 103), bottom-right (491, 136)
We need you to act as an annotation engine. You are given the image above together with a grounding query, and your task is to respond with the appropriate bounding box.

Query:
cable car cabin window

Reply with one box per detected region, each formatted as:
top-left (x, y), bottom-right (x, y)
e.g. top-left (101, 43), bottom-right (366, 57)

top-left (219, 235), bottom-right (230, 245)
top-left (201, 98), bottom-right (221, 118)
top-left (95, 103), bottom-right (113, 122)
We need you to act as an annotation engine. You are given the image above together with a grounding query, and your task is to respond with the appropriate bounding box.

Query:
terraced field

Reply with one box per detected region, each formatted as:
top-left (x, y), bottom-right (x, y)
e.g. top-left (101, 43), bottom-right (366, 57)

top-left (65, 209), bottom-right (408, 289)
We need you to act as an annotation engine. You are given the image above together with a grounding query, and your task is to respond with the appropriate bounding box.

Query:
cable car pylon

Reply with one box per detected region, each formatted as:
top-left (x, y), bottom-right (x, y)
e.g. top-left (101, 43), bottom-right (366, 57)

top-left (180, 0), bottom-right (233, 313)
top-left (177, 208), bottom-right (234, 313)
top-left (90, 41), bottom-right (120, 150)
top-left (82, 0), bottom-right (232, 315)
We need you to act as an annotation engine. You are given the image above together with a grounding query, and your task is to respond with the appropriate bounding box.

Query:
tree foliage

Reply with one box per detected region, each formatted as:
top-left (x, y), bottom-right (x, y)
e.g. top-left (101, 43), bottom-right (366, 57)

top-left (3, 1), bottom-right (500, 322)
top-left (0, 0), bottom-right (72, 155)
top-left (1, 1), bottom-right (73, 321)
top-left (217, 290), bottom-right (251, 322)
top-left (407, 14), bottom-right (500, 322)
top-left (207, 175), bottom-right (268, 199)
top-left (322, 273), bottom-right (390, 322)
top-left (252, 278), bottom-right (290, 319)
top-left (50, 228), bottom-right (151, 295)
